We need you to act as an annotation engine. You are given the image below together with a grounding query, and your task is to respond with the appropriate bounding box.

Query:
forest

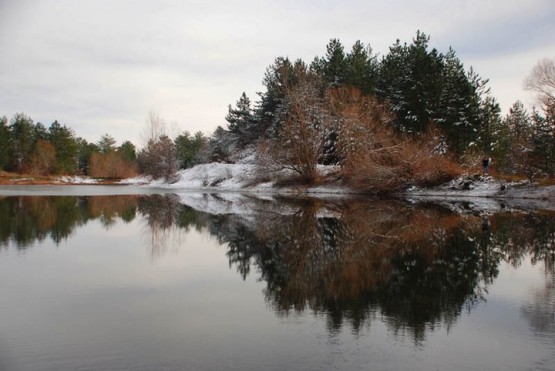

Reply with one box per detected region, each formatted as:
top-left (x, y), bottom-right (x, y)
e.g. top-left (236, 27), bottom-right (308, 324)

top-left (1, 32), bottom-right (554, 190)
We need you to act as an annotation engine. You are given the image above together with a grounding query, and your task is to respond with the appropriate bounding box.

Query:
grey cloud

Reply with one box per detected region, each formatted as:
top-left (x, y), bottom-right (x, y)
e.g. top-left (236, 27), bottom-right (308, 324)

top-left (1, 0), bottom-right (554, 145)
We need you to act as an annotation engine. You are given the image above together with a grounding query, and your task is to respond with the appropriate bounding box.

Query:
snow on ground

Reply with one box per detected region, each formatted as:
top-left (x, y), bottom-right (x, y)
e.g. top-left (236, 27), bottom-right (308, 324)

top-left (57, 176), bottom-right (99, 184)
top-left (138, 162), bottom-right (350, 196)
top-left (114, 163), bottom-right (555, 215)
top-left (407, 175), bottom-right (555, 213)
top-left (408, 176), bottom-right (504, 197)
top-left (159, 163), bottom-right (268, 190)
top-left (119, 175), bottom-right (152, 185)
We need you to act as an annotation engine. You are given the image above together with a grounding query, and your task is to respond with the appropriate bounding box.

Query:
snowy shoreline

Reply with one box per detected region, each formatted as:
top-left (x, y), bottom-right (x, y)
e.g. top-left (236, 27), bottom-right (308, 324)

top-left (131, 163), bottom-right (555, 201)
top-left (3, 163), bottom-right (555, 213)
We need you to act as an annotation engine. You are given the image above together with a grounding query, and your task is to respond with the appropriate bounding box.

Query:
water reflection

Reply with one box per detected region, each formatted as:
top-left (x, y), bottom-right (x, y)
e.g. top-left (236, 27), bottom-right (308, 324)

top-left (521, 269), bottom-right (555, 340)
top-left (1, 194), bottom-right (554, 343)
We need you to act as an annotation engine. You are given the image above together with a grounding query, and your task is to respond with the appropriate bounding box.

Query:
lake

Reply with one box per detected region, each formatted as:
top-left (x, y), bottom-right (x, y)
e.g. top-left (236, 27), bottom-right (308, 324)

top-left (0, 189), bottom-right (553, 370)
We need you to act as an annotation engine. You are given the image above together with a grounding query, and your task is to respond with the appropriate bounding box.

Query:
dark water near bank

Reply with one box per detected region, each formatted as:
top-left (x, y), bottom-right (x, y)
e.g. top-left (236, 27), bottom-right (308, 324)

top-left (0, 193), bottom-right (554, 370)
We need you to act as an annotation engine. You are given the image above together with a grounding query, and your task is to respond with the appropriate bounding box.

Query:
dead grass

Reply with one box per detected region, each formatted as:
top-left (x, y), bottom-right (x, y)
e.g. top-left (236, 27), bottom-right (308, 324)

top-left (0, 171), bottom-right (125, 185)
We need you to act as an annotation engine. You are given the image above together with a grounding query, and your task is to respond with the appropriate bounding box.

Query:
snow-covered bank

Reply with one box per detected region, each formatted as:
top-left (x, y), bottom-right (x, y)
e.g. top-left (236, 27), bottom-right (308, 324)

top-left (407, 175), bottom-right (555, 212)
top-left (407, 175), bottom-right (555, 199)
top-left (57, 176), bottom-right (100, 184)
top-left (122, 163), bottom-right (555, 207)
top-left (128, 162), bottom-right (351, 196)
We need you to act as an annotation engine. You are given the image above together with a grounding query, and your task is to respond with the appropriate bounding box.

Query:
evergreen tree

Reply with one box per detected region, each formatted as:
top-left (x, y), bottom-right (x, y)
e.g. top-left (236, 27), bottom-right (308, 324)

top-left (477, 96), bottom-right (502, 155)
top-left (376, 32), bottom-right (493, 157)
top-left (345, 40), bottom-right (378, 95)
top-left (175, 131), bottom-right (206, 168)
top-left (505, 101), bottom-right (532, 142)
top-left (0, 116), bottom-right (9, 170)
top-left (8, 113), bottom-right (35, 172)
top-left (76, 138), bottom-right (98, 175)
top-left (33, 122), bottom-right (49, 141)
top-left (256, 57), bottom-right (310, 140)
top-left (392, 31), bottom-right (444, 133)
top-left (437, 48), bottom-right (481, 155)
top-left (48, 121), bottom-right (78, 174)
top-left (494, 101), bottom-right (532, 173)
top-left (376, 38), bottom-right (412, 126)
top-left (207, 126), bottom-right (233, 162)
top-left (226, 92), bottom-right (255, 147)
top-left (97, 133), bottom-right (117, 154)
top-left (118, 141), bottom-right (137, 163)
top-left (530, 108), bottom-right (555, 176)
top-left (322, 38), bottom-right (347, 87)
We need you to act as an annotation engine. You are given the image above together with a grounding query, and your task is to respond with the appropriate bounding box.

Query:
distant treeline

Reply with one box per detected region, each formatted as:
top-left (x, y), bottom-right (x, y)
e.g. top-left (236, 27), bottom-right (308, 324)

top-left (0, 113), bottom-right (208, 179)
top-left (2, 32), bottom-right (553, 184)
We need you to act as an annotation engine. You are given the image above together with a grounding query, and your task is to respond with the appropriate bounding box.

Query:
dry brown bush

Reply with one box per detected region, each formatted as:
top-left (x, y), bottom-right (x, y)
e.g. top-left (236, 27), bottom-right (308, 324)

top-left (327, 87), bottom-right (461, 193)
top-left (261, 84), bottom-right (461, 191)
top-left (89, 152), bottom-right (138, 179)
top-left (30, 140), bottom-right (57, 176)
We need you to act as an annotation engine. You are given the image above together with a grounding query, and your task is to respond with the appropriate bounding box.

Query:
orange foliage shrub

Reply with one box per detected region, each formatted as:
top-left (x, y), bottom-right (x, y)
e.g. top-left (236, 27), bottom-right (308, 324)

top-left (326, 87), bottom-right (461, 193)
top-left (30, 140), bottom-right (57, 176)
top-left (89, 152), bottom-right (138, 179)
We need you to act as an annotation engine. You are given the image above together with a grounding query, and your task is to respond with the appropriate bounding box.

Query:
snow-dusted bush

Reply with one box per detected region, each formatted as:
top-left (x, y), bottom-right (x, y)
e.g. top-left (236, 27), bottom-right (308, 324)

top-left (328, 87), bottom-right (461, 192)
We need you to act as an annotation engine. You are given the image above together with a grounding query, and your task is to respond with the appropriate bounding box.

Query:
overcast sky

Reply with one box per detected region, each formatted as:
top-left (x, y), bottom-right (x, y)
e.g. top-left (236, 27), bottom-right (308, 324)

top-left (1, 0), bottom-right (554, 146)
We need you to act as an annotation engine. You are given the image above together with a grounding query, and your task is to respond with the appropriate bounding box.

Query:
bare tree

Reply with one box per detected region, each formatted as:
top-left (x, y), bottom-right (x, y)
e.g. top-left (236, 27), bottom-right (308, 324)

top-left (259, 75), bottom-right (331, 183)
top-left (138, 135), bottom-right (178, 180)
top-left (525, 58), bottom-right (555, 112)
top-left (142, 111), bottom-right (167, 145)
top-left (137, 112), bottom-right (179, 180)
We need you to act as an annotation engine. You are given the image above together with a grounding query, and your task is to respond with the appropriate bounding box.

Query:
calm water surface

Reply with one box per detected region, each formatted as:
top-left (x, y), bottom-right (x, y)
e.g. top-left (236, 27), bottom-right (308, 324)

top-left (0, 192), bottom-right (553, 370)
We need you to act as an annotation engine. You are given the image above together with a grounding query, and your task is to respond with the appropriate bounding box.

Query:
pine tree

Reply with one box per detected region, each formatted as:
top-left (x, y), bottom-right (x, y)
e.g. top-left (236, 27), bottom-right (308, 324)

top-left (437, 48), bottom-right (481, 155)
top-left (256, 58), bottom-right (313, 139)
top-left (8, 113), bottom-right (35, 172)
top-left (494, 101), bottom-right (532, 173)
top-left (97, 133), bottom-right (117, 154)
top-left (226, 92), bottom-right (254, 147)
top-left (530, 108), bottom-right (555, 176)
top-left (256, 57), bottom-right (296, 139)
top-left (48, 121), bottom-right (78, 174)
top-left (375, 32), bottom-right (493, 157)
top-left (118, 141), bottom-right (137, 163)
top-left (175, 131), bottom-right (206, 168)
top-left (322, 39), bottom-right (347, 87)
top-left (505, 101), bottom-right (532, 142)
top-left (376, 39), bottom-right (412, 128)
top-left (345, 40), bottom-right (378, 95)
top-left (33, 122), bottom-right (49, 141)
top-left (207, 126), bottom-right (233, 162)
top-left (0, 116), bottom-right (9, 170)
top-left (76, 138), bottom-right (98, 175)
top-left (477, 96), bottom-right (502, 155)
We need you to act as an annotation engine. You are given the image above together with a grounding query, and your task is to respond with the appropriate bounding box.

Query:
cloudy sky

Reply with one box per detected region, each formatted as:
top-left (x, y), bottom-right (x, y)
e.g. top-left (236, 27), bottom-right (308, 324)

top-left (1, 0), bottom-right (554, 146)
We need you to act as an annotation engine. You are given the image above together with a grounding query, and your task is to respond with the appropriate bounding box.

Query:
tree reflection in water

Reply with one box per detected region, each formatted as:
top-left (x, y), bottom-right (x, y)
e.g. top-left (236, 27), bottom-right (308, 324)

top-left (1, 194), bottom-right (554, 342)
top-left (0, 195), bottom-right (139, 247)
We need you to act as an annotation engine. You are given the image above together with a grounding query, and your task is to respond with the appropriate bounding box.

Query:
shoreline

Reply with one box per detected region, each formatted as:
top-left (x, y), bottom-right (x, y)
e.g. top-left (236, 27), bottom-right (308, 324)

top-left (2, 169), bottom-right (555, 203)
